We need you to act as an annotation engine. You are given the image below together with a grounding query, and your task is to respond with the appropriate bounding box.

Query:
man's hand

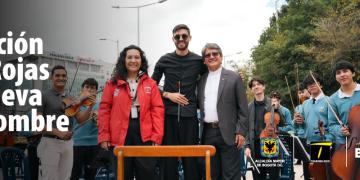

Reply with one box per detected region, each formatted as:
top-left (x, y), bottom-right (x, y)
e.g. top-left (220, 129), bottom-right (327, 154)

top-left (80, 91), bottom-right (97, 106)
top-left (294, 112), bottom-right (304, 125)
top-left (341, 126), bottom-right (350, 136)
top-left (152, 141), bottom-right (160, 146)
top-left (54, 131), bottom-right (72, 140)
top-left (100, 141), bottom-right (111, 150)
top-left (165, 92), bottom-right (189, 106)
top-left (235, 134), bottom-right (245, 149)
top-left (245, 148), bottom-right (251, 157)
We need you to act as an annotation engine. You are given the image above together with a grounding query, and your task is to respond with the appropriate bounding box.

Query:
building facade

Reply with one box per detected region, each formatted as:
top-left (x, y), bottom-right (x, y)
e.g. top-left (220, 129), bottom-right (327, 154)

top-left (0, 51), bottom-right (114, 114)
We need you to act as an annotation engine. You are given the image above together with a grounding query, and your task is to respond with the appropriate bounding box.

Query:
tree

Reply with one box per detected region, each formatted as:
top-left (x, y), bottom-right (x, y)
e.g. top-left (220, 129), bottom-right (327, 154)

top-left (298, 0), bottom-right (360, 81)
top-left (229, 59), bottom-right (255, 102)
top-left (250, 0), bottom-right (335, 109)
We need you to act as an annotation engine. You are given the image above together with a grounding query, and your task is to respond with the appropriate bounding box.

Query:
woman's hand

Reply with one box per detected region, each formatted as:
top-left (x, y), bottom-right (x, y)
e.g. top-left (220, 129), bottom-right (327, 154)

top-left (100, 141), bottom-right (111, 150)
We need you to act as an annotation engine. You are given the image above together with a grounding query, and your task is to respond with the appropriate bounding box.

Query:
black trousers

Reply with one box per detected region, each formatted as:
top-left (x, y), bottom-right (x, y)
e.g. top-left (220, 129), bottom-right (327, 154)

top-left (202, 126), bottom-right (241, 180)
top-left (252, 139), bottom-right (280, 180)
top-left (113, 117), bottom-right (158, 180)
top-left (27, 144), bottom-right (39, 180)
top-left (160, 115), bottom-right (200, 180)
top-left (70, 145), bottom-right (100, 180)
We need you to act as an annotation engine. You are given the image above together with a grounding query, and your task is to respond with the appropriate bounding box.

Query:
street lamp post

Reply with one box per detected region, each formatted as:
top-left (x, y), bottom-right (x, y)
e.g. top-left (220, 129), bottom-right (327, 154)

top-left (112, 0), bottom-right (167, 46)
top-left (99, 38), bottom-right (119, 59)
top-left (275, 0), bottom-right (279, 33)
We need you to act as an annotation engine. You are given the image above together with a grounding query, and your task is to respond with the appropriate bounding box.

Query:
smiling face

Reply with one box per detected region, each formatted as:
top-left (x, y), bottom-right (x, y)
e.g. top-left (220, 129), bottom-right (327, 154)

top-left (172, 28), bottom-right (191, 51)
top-left (125, 49), bottom-right (142, 74)
top-left (203, 48), bottom-right (222, 71)
top-left (335, 68), bottom-right (355, 87)
top-left (51, 69), bottom-right (67, 89)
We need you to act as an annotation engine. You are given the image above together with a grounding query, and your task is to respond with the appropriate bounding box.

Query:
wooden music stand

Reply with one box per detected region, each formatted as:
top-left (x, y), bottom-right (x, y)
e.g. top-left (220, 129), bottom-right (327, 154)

top-left (114, 145), bottom-right (216, 180)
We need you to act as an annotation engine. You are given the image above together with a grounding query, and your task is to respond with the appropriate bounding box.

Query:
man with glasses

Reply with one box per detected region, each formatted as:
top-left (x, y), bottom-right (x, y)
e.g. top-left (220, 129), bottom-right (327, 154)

top-left (198, 43), bottom-right (248, 180)
top-left (152, 24), bottom-right (207, 180)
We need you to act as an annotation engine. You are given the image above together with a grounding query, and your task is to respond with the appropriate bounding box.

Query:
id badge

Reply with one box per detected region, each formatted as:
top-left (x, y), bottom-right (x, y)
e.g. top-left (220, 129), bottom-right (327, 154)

top-left (131, 106), bottom-right (138, 118)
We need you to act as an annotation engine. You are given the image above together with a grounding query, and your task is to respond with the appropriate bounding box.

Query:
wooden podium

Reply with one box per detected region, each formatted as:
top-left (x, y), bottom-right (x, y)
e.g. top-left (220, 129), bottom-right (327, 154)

top-left (114, 145), bottom-right (216, 180)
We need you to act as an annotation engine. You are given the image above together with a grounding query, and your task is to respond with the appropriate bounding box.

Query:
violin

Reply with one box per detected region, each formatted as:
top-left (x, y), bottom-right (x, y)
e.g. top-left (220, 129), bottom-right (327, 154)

top-left (260, 104), bottom-right (281, 138)
top-left (309, 120), bottom-right (341, 180)
top-left (299, 96), bottom-right (307, 104)
top-left (331, 104), bottom-right (360, 180)
top-left (62, 88), bottom-right (103, 117)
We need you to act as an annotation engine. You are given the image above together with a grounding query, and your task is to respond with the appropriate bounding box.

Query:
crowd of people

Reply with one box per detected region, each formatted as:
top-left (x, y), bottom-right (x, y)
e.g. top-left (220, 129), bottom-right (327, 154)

top-left (0, 24), bottom-right (359, 180)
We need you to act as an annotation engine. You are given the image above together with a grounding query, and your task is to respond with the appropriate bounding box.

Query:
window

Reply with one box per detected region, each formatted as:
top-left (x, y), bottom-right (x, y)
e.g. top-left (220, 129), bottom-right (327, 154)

top-left (68, 62), bottom-right (77, 69)
top-left (91, 65), bottom-right (100, 72)
top-left (79, 63), bottom-right (89, 71)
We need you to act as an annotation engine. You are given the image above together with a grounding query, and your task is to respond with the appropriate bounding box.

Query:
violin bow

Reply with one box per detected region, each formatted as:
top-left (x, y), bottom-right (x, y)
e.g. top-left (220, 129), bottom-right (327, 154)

top-left (285, 75), bottom-right (296, 112)
top-left (248, 155), bottom-right (260, 174)
top-left (69, 59), bottom-right (82, 95)
top-left (177, 81), bottom-right (181, 123)
top-left (309, 71), bottom-right (344, 127)
top-left (309, 71), bottom-right (348, 166)
top-left (295, 63), bottom-right (300, 105)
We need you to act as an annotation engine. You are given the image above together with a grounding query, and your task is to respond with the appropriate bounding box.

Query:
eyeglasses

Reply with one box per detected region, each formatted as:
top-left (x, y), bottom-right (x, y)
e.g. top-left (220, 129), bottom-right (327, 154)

top-left (204, 52), bottom-right (220, 59)
top-left (174, 34), bottom-right (189, 41)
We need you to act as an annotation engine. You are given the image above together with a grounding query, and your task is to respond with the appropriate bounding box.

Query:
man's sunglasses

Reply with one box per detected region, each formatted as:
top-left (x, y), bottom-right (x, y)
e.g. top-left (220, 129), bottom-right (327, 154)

top-left (204, 52), bottom-right (220, 59)
top-left (174, 34), bottom-right (189, 41)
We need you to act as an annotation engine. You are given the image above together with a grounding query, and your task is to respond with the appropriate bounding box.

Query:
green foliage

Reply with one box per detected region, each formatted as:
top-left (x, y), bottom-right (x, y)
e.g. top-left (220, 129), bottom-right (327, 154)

top-left (249, 0), bottom-right (360, 110)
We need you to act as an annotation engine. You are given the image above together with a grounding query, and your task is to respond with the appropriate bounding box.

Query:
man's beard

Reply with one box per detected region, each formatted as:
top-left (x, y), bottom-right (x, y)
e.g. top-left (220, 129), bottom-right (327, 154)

top-left (175, 41), bottom-right (189, 51)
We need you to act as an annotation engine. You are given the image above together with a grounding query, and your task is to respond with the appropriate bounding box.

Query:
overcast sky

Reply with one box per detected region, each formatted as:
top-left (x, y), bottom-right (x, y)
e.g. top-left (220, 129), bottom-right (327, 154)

top-left (1, 0), bottom-right (286, 73)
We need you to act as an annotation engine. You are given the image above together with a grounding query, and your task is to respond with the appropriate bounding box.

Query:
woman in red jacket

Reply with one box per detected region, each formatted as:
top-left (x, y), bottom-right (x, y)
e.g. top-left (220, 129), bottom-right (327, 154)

top-left (98, 45), bottom-right (164, 180)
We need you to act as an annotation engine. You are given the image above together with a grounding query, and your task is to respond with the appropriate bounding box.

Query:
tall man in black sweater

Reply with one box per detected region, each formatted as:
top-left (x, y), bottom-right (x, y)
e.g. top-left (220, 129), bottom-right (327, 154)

top-left (152, 24), bottom-right (207, 180)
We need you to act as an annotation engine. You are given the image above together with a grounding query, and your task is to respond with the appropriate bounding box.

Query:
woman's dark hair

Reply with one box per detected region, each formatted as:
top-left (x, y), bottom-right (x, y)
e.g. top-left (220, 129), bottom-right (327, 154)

top-left (111, 45), bottom-right (149, 84)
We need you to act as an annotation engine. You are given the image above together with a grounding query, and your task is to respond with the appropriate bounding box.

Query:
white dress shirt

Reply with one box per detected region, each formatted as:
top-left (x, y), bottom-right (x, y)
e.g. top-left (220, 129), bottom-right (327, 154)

top-left (310, 92), bottom-right (325, 104)
top-left (338, 83), bottom-right (360, 98)
top-left (204, 67), bottom-right (222, 123)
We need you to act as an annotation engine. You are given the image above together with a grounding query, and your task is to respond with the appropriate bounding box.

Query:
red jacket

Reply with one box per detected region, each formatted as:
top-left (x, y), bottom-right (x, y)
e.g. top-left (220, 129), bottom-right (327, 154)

top-left (98, 74), bottom-right (164, 146)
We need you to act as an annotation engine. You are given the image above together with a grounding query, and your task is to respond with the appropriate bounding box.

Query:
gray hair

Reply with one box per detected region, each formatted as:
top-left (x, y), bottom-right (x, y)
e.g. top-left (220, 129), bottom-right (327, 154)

top-left (201, 43), bottom-right (223, 58)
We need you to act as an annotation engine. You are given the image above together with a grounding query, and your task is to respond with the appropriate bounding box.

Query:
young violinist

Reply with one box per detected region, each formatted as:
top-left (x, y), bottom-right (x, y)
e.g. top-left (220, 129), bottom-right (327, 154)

top-left (36, 65), bottom-right (96, 180)
top-left (293, 73), bottom-right (336, 180)
top-left (269, 91), bottom-right (293, 133)
top-left (245, 77), bottom-right (285, 180)
top-left (70, 78), bottom-right (100, 180)
top-left (328, 60), bottom-right (360, 145)
top-left (297, 83), bottom-right (311, 105)
top-left (329, 60), bottom-right (360, 180)
top-left (293, 83), bottom-right (311, 139)
top-left (294, 73), bottom-right (335, 144)
top-left (293, 83), bottom-right (311, 173)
